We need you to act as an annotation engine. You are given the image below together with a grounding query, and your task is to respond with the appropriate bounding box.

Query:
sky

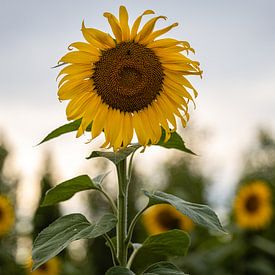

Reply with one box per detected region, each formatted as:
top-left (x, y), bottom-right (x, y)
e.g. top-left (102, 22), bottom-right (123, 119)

top-left (0, 0), bottom-right (275, 215)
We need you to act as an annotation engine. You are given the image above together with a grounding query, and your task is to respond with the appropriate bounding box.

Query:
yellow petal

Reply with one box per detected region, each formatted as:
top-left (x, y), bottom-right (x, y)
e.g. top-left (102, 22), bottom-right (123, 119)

top-left (135, 16), bottom-right (167, 43)
top-left (91, 103), bottom-right (109, 138)
top-left (58, 80), bottom-right (93, 100)
top-left (66, 93), bottom-right (91, 120)
top-left (119, 6), bottom-right (130, 41)
top-left (82, 21), bottom-right (115, 48)
top-left (147, 38), bottom-right (182, 48)
top-left (58, 70), bottom-right (93, 88)
top-left (59, 51), bottom-right (99, 64)
top-left (123, 112), bottom-right (133, 146)
top-left (143, 23), bottom-right (178, 44)
top-left (57, 64), bottom-right (92, 79)
top-left (164, 71), bottom-right (198, 97)
top-left (157, 96), bottom-right (177, 129)
top-left (133, 111), bottom-right (148, 145)
top-left (104, 12), bottom-right (122, 42)
top-left (68, 42), bottom-right (99, 55)
top-left (130, 10), bottom-right (155, 40)
top-left (77, 94), bottom-right (100, 137)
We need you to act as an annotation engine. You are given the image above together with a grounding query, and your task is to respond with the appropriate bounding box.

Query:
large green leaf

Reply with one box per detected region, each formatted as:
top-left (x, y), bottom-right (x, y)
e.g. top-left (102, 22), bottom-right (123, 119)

top-left (106, 267), bottom-right (135, 275)
top-left (144, 190), bottom-right (224, 233)
top-left (131, 230), bottom-right (190, 274)
top-left (41, 173), bottom-right (109, 206)
top-left (157, 129), bottom-right (195, 155)
top-left (32, 213), bottom-right (116, 270)
top-left (143, 261), bottom-right (186, 275)
top-left (38, 119), bottom-right (82, 145)
top-left (86, 144), bottom-right (140, 164)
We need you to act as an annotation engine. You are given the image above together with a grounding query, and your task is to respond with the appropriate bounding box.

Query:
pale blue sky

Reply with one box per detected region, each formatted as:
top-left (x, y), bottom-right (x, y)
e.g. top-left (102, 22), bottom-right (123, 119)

top-left (0, 0), bottom-right (275, 213)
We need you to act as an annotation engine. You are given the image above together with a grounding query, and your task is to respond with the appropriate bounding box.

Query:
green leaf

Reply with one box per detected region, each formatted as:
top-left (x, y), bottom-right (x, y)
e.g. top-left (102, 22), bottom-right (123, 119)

top-left (157, 129), bottom-right (195, 155)
top-left (32, 213), bottom-right (116, 270)
top-left (106, 267), bottom-right (135, 275)
top-left (144, 190), bottom-right (225, 233)
top-left (86, 144), bottom-right (140, 164)
top-left (131, 230), bottom-right (190, 274)
top-left (41, 173), bottom-right (109, 206)
top-left (38, 119), bottom-right (82, 145)
top-left (143, 261), bottom-right (187, 275)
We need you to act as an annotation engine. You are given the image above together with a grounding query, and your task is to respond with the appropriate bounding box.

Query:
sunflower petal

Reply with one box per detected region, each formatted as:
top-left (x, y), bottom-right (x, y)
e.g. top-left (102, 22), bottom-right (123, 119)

top-left (143, 23), bottom-right (178, 44)
top-left (135, 16), bottom-right (167, 43)
top-left (130, 10), bottom-right (155, 40)
top-left (103, 12), bottom-right (122, 42)
top-left (119, 6), bottom-right (130, 41)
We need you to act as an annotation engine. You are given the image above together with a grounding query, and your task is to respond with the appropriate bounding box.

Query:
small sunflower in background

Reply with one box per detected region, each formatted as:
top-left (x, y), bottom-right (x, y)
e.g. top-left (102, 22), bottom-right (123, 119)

top-left (142, 204), bottom-right (194, 235)
top-left (0, 195), bottom-right (14, 237)
top-left (27, 257), bottom-right (60, 275)
top-left (57, 6), bottom-right (202, 150)
top-left (234, 180), bottom-right (273, 230)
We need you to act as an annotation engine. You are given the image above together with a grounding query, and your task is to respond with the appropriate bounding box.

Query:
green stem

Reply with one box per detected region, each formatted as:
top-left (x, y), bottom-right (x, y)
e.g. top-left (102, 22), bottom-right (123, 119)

top-left (116, 158), bottom-right (128, 266)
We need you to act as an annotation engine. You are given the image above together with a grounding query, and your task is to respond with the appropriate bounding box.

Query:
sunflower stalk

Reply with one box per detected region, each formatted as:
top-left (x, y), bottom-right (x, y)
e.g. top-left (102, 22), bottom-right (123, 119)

top-left (116, 158), bottom-right (129, 266)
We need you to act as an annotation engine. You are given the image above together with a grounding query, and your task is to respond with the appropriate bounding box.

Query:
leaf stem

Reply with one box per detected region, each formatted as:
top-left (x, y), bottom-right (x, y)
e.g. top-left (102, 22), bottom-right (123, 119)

top-left (98, 187), bottom-right (117, 214)
top-left (103, 233), bottom-right (120, 266)
top-left (125, 206), bottom-right (147, 246)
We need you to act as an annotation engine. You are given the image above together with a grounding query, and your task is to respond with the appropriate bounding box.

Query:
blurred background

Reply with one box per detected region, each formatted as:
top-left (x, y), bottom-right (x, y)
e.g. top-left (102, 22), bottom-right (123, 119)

top-left (0, 0), bottom-right (275, 274)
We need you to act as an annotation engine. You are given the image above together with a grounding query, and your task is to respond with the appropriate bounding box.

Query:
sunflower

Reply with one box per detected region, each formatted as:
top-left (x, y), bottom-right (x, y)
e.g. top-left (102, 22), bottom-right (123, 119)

top-left (234, 181), bottom-right (273, 230)
top-left (57, 6), bottom-right (202, 150)
top-left (0, 195), bottom-right (14, 237)
top-left (142, 204), bottom-right (194, 235)
top-left (27, 257), bottom-right (60, 275)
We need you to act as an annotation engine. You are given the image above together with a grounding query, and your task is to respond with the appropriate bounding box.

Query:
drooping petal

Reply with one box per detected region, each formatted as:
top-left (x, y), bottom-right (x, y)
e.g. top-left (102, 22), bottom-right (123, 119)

top-left (130, 10), bottom-right (155, 40)
top-left (135, 16), bottom-right (167, 43)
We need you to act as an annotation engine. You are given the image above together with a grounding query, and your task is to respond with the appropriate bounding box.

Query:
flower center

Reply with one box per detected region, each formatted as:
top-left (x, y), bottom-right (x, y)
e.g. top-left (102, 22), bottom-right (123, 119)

top-left (157, 210), bottom-right (182, 230)
top-left (93, 42), bottom-right (164, 112)
top-left (245, 194), bottom-right (260, 213)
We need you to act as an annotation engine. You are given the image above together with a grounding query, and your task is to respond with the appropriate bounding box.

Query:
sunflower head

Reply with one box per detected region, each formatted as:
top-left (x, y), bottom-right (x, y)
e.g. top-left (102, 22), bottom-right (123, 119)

top-left (0, 195), bottom-right (14, 237)
top-left (27, 257), bottom-right (60, 275)
top-left (142, 204), bottom-right (194, 235)
top-left (233, 180), bottom-right (273, 230)
top-left (57, 6), bottom-right (202, 150)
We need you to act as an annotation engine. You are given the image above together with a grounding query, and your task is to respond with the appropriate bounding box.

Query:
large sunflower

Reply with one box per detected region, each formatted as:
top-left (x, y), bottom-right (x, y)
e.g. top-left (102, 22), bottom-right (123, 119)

top-left (233, 181), bottom-right (273, 230)
top-left (0, 195), bottom-right (14, 237)
top-left (142, 204), bottom-right (194, 235)
top-left (27, 257), bottom-right (60, 275)
top-left (57, 6), bottom-right (202, 150)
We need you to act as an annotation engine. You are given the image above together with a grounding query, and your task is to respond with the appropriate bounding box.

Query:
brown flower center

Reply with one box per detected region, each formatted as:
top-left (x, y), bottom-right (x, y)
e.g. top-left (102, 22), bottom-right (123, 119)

top-left (157, 209), bottom-right (182, 230)
top-left (93, 42), bottom-right (164, 112)
top-left (245, 194), bottom-right (260, 213)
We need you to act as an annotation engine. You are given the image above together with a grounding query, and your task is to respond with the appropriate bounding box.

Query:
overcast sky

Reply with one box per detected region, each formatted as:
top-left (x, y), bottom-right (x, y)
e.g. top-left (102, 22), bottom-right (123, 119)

top-left (0, 0), bottom-right (275, 214)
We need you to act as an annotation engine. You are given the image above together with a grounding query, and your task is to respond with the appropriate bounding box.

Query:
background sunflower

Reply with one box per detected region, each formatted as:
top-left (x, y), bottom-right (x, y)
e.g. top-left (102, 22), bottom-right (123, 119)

top-left (142, 204), bottom-right (194, 235)
top-left (233, 181), bottom-right (273, 230)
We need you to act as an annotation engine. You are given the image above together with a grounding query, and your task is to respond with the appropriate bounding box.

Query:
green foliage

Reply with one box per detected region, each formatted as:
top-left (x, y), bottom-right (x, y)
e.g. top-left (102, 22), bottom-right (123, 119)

top-left (38, 119), bottom-right (82, 145)
top-left (87, 144), bottom-right (141, 164)
top-left (42, 173), bottom-right (109, 206)
top-left (144, 190), bottom-right (224, 233)
top-left (130, 230), bottom-right (190, 274)
top-left (32, 213), bottom-right (117, 270)
top-left (157, 129), bottom-right (196, 155)
top-left (143, 261), bottom-right (187, 275)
